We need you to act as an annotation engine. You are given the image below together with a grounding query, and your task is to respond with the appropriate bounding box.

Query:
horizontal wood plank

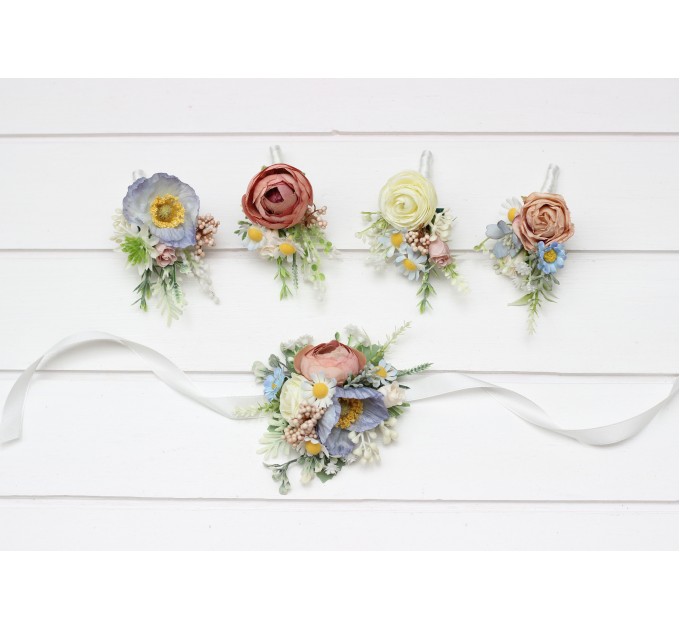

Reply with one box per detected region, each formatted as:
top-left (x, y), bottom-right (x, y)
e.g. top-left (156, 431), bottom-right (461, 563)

top-left (0, 79), bottom-right (676, 134)
top-left (0, 136), bottom-right (677, 251)
top-left (0, 374), bottom-right (676, 501)
top-left (0, 498), bottom-right (675, 550)
top-left (0, 252), bottom-right (676, 374)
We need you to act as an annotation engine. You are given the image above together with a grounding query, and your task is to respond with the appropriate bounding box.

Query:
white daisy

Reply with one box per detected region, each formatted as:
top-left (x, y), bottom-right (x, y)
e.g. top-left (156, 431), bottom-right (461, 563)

top-left (301, 438), bottom-right (329, 458)
top-left (501, 197), bottom-right (523, 223)
top-left (378, 231), bottom-right (408, 257)
top-left (367, 359), bottom-right (398, 387)
top-left (274, 239), bottom-right (301, 262)
top-left (243, 224), bottom-right (268, 250)
top-left (301, 373), bottom-right (336, 408)
top-left (395, 247), bottom-right (428, 281)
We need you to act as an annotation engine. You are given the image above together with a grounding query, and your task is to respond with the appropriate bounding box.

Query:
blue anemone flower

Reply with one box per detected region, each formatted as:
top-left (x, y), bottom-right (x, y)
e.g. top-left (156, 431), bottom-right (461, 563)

top-left (316, 387), bottom-right (389, 458)
top-left (123, 173), bottom-right (200, 248)
top-left (536, 241), bottom-right (567, 274)
top-left (485, 221), bottom-right (522, 258)
top-left (263, 367), bottom-right (285, 402)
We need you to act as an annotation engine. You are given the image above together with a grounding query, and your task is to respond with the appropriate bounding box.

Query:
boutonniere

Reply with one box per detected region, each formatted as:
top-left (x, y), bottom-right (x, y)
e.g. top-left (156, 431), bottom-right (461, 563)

top-left (475, 165), bottom-right (575, 332)
top-left (112, 171), bottom-right (220, 324)
top-left (357, 151), bottom-right (466, 312)
top-left (249, 323), bottom-right (430, 493)
top-left (235, 146), bottom-right (336, 299)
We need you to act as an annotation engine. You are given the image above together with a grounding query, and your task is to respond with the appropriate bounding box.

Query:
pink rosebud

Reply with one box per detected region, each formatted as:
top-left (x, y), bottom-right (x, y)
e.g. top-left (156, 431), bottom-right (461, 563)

top-left (155, 243), bottom-right (177, 268)
top-left (293, 341), bottom-right (367, 385)
top-left (242, 163), bottom-right (313, 230)
top-left (428, 239), bottom-right (452, 267)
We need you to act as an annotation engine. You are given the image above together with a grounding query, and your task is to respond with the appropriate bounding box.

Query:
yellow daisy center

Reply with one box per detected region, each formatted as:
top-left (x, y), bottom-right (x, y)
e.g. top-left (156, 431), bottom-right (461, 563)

top-left (150, 194), bottom-right (185, 229)
top-left (507, 207), bottom-right (518, 222)
top-left (335, 398), bottom-right (364, 430)
top-left (390, 233), bottom-right (404, 248)
top-left (543, 249), bottom-right (558, 263)
top-left (247, 226), bottom-right (264, 242)
top-left (312, 382), bottom-right (329, 399)
top-left (403, 258), bottom-right (418, 271)
top-left (305, 441), bottom-right (323, 456)
top-left (376, 366), bottom-right (388, 378)
top-left (279, 243), bottom-right (296, 256)
top-left (270, 381), bottom-right (279, 391)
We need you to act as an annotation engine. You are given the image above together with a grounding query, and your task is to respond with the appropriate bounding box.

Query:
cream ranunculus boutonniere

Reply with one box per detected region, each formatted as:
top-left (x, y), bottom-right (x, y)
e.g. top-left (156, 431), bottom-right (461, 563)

top-left (357, 152), bottom-right (466, 313)
top-left (378, 170), bottom-right (437, 231)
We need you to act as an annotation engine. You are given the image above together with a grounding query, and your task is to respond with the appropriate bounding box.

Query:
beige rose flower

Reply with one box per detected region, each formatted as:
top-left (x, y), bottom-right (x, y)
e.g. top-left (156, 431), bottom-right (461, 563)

top-left (379, 170), bottom-right (437, 231)
top-left (512, 192), bottom-right (575, 252)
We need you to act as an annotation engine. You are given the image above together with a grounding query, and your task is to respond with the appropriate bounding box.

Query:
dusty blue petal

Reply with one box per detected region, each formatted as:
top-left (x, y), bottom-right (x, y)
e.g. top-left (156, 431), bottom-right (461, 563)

top-left (485, 223), bottom-right (506, 239)
top-left (493, 240), bottom-right (511, 258)
top-left (324, 427), bottom-right (356, 458)
top-left (334, 387), bottom-right (388, 433)
top-left (351, 396), bottom-right (388, 432)
top-left (317, 400), bottom-right (340, 443)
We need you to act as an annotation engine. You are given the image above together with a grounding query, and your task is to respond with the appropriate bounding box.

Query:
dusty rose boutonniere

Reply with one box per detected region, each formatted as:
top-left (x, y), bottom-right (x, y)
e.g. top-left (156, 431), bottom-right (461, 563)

top-left (235, 146), bottom-right (336, 299)
top-left (112, 171), bottom-right (220, 324)
top-left (357, 151), bottom-right (466, 313)
top-left (475, 164), bottom-right (575, 332)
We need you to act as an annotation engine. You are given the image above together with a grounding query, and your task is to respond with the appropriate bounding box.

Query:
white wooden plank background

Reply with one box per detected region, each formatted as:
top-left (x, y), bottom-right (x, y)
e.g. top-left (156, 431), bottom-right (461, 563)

top-left (0, 79), bottom-right (677, 550)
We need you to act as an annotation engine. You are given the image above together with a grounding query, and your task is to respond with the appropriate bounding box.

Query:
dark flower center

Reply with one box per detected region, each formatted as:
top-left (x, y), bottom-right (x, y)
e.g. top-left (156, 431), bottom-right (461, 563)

top-left (265, 187), bottom-right (284, 203)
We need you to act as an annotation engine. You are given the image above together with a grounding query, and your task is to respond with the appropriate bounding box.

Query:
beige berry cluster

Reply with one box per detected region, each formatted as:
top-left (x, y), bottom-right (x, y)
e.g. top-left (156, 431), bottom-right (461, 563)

top-left (195, 214), bottom-right (220, 257)
top-left (283, 402), bottom-right (324, 446)
top-left (406, 228), bottom-right (431, 255)
top-left (304, 205), bottom-right (328, 229)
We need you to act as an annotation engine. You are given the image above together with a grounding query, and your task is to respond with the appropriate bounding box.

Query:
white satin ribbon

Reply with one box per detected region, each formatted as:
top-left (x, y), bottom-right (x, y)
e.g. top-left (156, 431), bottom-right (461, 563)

top-left (0, 331), bottom-right (263, 444)
top-left (1, 331), bottom-right (677, 447)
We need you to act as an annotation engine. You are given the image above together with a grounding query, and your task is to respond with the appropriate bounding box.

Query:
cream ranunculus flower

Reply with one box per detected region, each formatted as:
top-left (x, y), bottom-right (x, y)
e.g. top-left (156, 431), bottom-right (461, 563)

top-left (279, 373), bottom-right (306, 421)
top-left (379, 170), bottom-right (437, 231)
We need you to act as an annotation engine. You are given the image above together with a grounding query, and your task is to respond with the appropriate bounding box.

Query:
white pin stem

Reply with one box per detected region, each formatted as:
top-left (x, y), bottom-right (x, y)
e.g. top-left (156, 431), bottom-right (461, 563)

top-left (540, 164), bottom-right (559, 193)
top-left (419, 150), bottom-right (433, 179)
top-left (131, 169), bottom-right (146, 182)
top-left (270, 145), bottom-right (283, 165)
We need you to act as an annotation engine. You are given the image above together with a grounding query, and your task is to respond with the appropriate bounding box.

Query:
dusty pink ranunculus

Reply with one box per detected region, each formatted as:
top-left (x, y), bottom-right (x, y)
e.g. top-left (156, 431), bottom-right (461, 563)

top-left (155, 244), bottom-right (177, 267)
top-left (512, 192), bottom-right (575, 252)
top-left (242, 163), bottom-right (313, 230)
top-left (294, 341), bottom-right (367, 385)
top-left (428, 238), bottom-right (452, 267)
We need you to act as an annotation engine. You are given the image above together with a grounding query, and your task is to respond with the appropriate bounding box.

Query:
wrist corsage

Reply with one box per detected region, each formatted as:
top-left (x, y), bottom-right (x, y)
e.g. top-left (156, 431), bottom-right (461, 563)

top-left (250, 323), bottom-right (430, 494)
top-left (112, 171), bottom-right (220, 324)
top-left (475, 164), bottom-right (575, 333)
top-left (357, 151), bottom-right (466, 313)
top-left (235, 146), bottom-right (335, 299)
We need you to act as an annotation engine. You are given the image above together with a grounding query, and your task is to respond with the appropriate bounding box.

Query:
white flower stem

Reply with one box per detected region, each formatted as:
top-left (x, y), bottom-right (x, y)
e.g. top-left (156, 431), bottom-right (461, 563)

top-left (419, 150), bottom-right (433, 179)
top-left (540, 164), bottom-right (559, 193)
top-left (131, 169), bottom-right (146, 182)
top-left (270, 145), bottom-right (283, 165)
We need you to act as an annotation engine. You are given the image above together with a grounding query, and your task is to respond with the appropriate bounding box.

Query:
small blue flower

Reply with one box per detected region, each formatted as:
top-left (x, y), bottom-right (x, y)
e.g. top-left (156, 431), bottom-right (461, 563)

top-left (263, 367), bottom-right (285, 402)
top-left (123, 173), bottom-right (200, 248)
top-left (316, 387), bottom-right (389, 458)
top-left (485, 221), bottom-right (522, 258)
top-left (536, 241), bottom-right (567, 274)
